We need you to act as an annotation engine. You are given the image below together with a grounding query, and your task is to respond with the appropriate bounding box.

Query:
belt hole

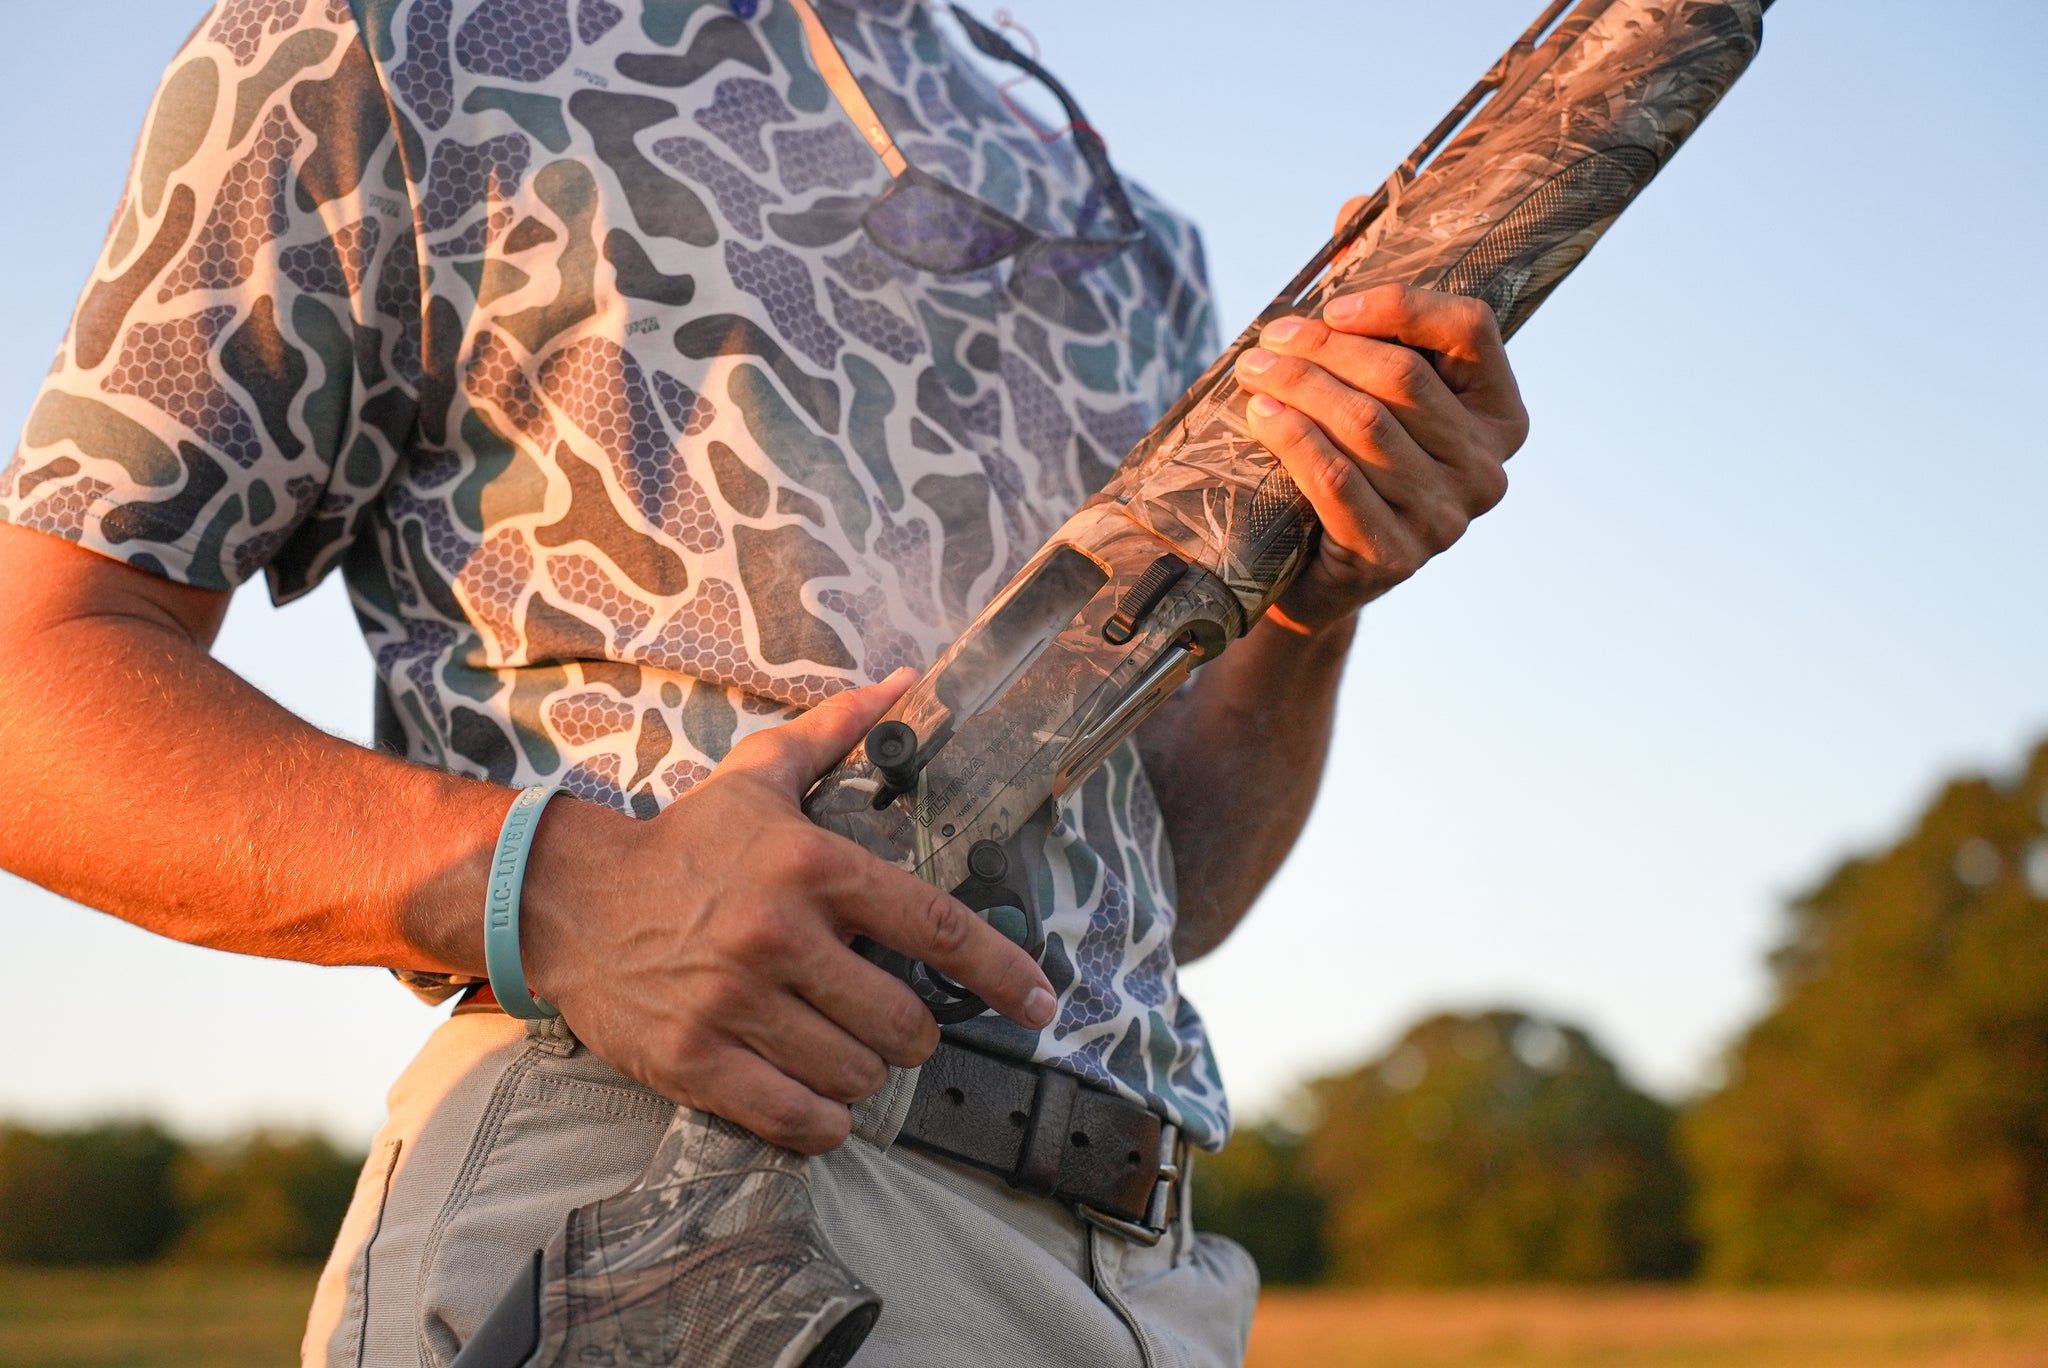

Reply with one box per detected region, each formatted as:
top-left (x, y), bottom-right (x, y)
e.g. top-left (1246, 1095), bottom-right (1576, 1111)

top-left (1008, 1109), bottom-right (1029, 1127)
top-left (1126, 1150), bottom-right (1142, 1166)
top-left (1070, 1130), bottom-right (1090, 1148)
top-left (943, 1086), bottom-right (965, 1106)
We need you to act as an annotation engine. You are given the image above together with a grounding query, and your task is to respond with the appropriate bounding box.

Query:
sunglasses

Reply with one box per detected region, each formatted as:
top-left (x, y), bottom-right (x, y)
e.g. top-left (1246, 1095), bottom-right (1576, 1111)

top-left (788, 0), bottom-right (1144, 279)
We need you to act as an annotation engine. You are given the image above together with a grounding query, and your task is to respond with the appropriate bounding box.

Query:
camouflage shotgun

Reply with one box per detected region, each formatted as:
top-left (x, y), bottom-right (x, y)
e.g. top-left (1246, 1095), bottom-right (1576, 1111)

top-left (454, 2), bottom-right (1770, 1364)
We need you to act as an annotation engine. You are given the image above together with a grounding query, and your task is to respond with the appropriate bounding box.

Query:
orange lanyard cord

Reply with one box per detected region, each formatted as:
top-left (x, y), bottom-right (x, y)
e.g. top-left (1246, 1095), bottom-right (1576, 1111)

top-left (783, 0), bottom-right (910, 177)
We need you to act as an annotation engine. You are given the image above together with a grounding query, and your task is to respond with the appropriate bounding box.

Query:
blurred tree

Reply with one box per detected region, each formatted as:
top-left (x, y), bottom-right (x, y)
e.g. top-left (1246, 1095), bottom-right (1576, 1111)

top-left (0, 1120), bottom-right (187, 1264)
top-left (174, 1130), bottom-right (362, 1263)
top-left (1302, 1010), bottom-right (1695, 1284)
top-left (1685, 742), bottom-right (2048, 1283)
top-left (1195, 1121), bottom-right (1328, 1284)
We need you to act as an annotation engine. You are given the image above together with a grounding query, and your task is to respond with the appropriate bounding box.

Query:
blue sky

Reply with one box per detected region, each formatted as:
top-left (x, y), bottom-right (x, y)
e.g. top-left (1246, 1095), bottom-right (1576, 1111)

top-left (3, 0), bottom-right (2044, 1143)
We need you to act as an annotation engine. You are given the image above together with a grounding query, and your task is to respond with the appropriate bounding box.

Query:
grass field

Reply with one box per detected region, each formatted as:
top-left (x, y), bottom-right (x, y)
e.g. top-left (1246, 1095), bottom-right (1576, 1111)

top-left (0, 1267), bottom-right (316, 1367)
top-left (5, 1269), bottom-right (2048, 1366)
top-left (1247, 1289), bottom-right (2048, 1368)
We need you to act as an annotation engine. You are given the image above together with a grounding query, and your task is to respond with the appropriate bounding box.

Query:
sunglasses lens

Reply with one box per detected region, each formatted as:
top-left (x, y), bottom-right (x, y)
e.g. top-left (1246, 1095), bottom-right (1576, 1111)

top-left (1014, 235), bottom-right (1141, 280)
top-left (863, 176), bottom-right (1032, 274)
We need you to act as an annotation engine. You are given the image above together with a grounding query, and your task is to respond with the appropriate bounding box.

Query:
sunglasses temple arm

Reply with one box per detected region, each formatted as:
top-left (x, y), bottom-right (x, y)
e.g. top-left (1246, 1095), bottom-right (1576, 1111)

top-left (949, 4), bottom-right (1142, 236)
top-left (1067, 124), bottom-right (1142, 237)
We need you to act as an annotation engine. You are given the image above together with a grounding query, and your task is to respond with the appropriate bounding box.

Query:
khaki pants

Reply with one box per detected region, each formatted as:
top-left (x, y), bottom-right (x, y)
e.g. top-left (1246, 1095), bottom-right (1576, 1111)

top-left (304, 1011), bottom-right (1258, 1367)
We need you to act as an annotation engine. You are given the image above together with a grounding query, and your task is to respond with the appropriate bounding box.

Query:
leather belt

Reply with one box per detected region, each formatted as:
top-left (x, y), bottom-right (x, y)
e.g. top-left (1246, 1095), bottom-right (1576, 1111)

top-left (462, 988), bottom-right (1182, 1242)
top-left (894, 1039), bottom-right (1185, 1245)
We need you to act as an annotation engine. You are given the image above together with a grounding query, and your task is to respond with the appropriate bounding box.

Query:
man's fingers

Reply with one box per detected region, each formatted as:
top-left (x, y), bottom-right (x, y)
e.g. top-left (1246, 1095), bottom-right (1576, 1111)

top-left (1239, 344), bottom-right (1444, 510)
top-left (1254, 318), bottom-right (1469, 450)
top-left (1332, 193), bottom-right (1371, 236)
top-left (831, 858), bottom-right (1057, 1032)
top-left (1324, 284), bottom-right (1526, 445)
top-left (727, 666), bottom-right (919, 793)
top-left (1324, 283), bottom-right (1503, 361)
top-left (1243, 393), bottom-right (1442, 580)
top-left (791, 941), bottom-right (942, 1068)
top-left (1242, 326), bottom-right (1509, 516)
top-left (683, 1049), bottom-right (853, 1155)
top-left (731, 994), bottom-right (893, 1107)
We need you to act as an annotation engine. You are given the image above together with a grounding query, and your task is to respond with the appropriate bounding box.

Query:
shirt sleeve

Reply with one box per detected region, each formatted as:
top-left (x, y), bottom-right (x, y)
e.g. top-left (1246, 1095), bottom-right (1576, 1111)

top-left (0, 0), bottom-right (423, 603)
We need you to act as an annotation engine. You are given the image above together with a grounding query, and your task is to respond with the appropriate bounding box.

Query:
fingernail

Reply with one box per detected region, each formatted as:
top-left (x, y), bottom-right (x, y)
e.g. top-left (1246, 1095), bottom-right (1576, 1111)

top-left (1238, 347), bottom-right (1277, 376)
top-left (1024, 986), bottom-right (1056, 1027)
top-left (1262, 316), bottom-right (1303, 344)
top-left (886, 665), bottom-right (917, 684)
top-left (1325, 292), bottom-right (1362, 322)
top-left (1246, 393), bottom-right (1285, 419)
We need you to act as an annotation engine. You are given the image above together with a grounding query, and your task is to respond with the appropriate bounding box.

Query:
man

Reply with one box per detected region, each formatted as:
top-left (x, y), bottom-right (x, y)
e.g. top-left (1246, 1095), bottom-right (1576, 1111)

top-left (0, 0), bottom-right (1525, 1362)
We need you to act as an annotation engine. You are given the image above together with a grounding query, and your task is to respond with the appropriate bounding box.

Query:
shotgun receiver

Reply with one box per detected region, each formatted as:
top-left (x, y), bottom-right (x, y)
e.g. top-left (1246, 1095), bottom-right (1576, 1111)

top-left (456, 2), bottom-right (1769, 1364)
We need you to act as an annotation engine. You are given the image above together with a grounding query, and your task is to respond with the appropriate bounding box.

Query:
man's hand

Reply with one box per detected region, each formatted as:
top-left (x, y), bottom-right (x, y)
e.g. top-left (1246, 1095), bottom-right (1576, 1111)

top-left (1138, 226), bottom-right (1532, 962)
top-left (1236, 272), bottom-right (1530, 632)
top-left (521, 669), bottom-right (1058, 1155)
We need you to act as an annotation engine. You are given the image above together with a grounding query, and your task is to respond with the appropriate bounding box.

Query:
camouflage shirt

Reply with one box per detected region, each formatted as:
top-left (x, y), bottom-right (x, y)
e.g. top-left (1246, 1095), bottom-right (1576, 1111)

top-left (1, 0), bottom-right (1230, 1145)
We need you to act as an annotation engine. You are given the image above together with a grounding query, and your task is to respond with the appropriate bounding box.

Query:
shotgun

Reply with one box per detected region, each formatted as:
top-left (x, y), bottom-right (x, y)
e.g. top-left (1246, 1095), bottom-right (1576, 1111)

top-left (455, 2), bottom-right (1771, 1364)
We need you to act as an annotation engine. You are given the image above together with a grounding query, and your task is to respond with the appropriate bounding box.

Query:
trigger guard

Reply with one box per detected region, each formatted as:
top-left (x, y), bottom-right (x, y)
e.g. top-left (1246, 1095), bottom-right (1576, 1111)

top-left (852, 936), bottom-right (988, 1023)
top-left (910, 963), bottom-right (991, 1025)
top-left (854, 799), bottom-right (1062, 1027)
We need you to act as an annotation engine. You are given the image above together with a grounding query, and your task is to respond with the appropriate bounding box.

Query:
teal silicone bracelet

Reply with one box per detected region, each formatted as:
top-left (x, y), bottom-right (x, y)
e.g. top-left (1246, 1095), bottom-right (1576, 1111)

top-left (484, 785), bottom-right (564, 1020)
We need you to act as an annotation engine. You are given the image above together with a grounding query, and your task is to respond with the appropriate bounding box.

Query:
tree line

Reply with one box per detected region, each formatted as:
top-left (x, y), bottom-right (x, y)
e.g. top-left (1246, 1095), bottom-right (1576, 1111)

top-left (5, 742), bottom-right (2046, 1280)
top-left (0, 1123), bottom-right (358, 1265)
top-left (1200, 740), bottom-right (2048, 1286)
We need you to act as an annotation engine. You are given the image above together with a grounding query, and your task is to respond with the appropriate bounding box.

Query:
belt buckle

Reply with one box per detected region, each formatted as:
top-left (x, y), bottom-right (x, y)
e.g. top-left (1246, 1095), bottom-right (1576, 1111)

top-left (1076, 1122), bottom-right (1183, 1247)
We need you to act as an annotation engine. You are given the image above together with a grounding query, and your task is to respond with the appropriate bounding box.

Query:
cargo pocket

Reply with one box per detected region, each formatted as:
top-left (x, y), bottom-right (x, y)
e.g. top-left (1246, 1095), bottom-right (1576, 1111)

top-left (414, 1043), bottom-right (674, 1366)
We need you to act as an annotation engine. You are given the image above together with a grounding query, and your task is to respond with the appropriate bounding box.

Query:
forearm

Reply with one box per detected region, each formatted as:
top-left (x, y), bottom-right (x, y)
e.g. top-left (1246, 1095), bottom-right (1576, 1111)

top-left (0, 589), bottom-right (517, 975)
top-left (1136, 608), bottom-right (1355, 963)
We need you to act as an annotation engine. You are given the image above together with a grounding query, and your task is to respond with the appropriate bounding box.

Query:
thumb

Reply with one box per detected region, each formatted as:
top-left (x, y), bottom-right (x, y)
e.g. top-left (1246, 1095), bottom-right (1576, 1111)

top-left (730, 666), bottom-right (920, 795)
top-left (1333, 193), bottom-right (1371, 236)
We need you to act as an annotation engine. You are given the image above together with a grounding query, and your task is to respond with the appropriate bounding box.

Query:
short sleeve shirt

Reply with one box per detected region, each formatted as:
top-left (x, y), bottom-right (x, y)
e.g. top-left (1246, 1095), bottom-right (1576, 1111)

top-left (1, 0), bottom-right (1231, 1145)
